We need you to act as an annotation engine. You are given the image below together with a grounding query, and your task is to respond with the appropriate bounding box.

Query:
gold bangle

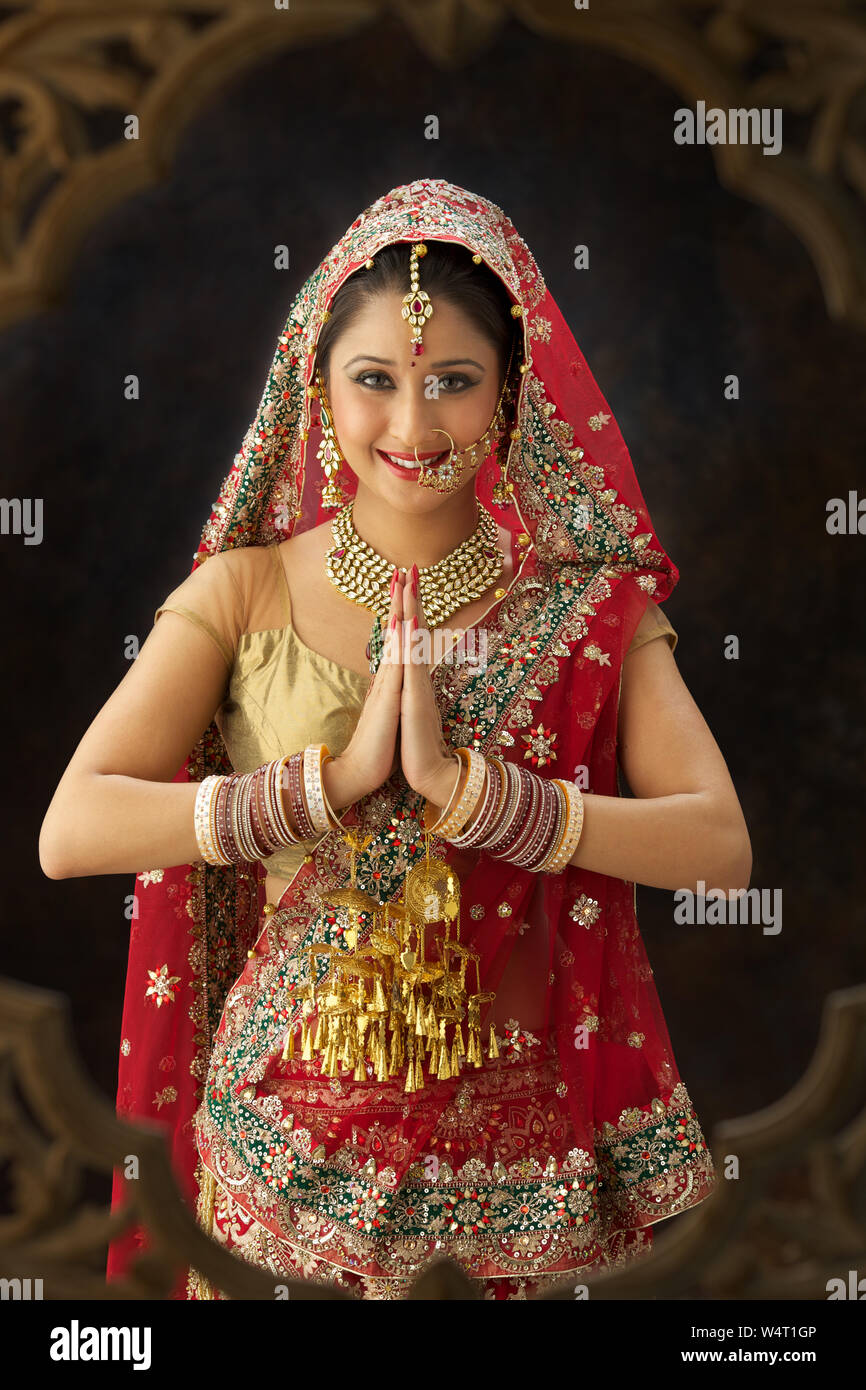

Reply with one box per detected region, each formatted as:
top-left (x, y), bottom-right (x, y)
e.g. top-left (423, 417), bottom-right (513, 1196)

top-left (536, 780), bottom-right (570, 870)
top-left (437, 748), bottom-right (486, 840)
top-left (320, 752), bottom-right (347, 831)
top-left (541, 781), bottom-right (585, 872)
top-left (423, 753), bottom-right (463, 834)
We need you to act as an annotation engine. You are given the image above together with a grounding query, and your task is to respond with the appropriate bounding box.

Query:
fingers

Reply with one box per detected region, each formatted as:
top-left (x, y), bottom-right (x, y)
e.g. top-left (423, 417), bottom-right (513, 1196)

top-left (401, 562), bottom-right (426, 672)
top-left (376, 565), bottom-right (405, 681)
top-left (400, 562), bottom-right (449, 756)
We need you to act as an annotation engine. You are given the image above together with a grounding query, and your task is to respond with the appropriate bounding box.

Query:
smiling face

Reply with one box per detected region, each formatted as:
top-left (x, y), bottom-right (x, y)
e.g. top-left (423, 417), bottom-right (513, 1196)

top-left (319, 291), bottom-right (503, 514)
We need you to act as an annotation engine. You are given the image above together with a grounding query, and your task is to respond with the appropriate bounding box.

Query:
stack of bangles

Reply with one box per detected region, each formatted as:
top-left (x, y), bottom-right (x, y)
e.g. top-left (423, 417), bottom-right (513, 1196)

top-left (423, 748), bottom-right (584, 874)
top-left (193, 743), bottom-right (343, 867)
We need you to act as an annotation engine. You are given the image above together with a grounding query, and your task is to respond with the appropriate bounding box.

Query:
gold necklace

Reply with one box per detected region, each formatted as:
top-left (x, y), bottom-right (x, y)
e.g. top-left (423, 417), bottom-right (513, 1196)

top-left (325, 500), bottom-right (504, 628)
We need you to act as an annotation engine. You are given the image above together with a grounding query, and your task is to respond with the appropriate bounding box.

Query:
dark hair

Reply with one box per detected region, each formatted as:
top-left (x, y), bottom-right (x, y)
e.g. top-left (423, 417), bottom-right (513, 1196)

top-left (315, 240), bottom-right (520, 388)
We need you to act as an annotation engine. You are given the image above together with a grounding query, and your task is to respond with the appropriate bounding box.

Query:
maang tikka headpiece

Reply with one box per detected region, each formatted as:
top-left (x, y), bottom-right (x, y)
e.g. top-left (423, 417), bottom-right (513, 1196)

top-left (401, 241), bottom-right (433, 356)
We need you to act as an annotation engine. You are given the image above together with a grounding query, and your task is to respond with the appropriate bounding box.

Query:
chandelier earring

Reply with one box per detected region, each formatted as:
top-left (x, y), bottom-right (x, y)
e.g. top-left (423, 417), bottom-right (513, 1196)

top-left (310, 369), bottom-right (347, 509)
top-left (491, 329), bottom-right (523, 508)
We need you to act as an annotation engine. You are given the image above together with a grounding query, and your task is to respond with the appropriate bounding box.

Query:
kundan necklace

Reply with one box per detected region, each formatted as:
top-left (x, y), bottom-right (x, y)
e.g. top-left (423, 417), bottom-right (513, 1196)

top-left (325, 499), bottom-right (504, 630)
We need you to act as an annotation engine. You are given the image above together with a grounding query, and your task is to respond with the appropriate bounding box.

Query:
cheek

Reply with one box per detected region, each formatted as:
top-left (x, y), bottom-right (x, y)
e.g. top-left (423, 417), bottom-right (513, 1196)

top-left (449, 385), bottom-right (500, 434)
top-left (473, 385), bottom-right (501, 425)
top-left (331, 387), bottom-right (385, 443)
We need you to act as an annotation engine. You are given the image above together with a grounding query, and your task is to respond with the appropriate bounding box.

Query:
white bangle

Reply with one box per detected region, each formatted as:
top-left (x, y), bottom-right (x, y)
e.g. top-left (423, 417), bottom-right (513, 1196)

top-left (194, 774), bottom-right (231, 865)
top-left (303, 743), bottom-right (333, 834)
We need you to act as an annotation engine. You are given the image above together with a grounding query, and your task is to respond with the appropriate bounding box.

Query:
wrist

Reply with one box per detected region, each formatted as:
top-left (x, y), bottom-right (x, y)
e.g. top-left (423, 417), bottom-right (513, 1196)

top-left (422, 754), bottom-right (461, 813)
top-left (322, 752), bottom-right (368, 811)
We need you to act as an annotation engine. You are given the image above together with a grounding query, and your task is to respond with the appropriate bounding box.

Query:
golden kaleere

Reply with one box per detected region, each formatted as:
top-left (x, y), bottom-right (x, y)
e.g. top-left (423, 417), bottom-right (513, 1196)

top-left (282, 829), bottom-right (498, 1091)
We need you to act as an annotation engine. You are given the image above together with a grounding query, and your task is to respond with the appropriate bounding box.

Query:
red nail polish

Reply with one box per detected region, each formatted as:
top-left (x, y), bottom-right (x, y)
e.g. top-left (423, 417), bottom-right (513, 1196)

top-left (390, 613), bottom-right (397, 630)
top-left (411, 574), bottom-right (418, 596)
top-left (389, 569), bottom-right (396, 596)
top-left (412, 615), bottom-right (418, 630)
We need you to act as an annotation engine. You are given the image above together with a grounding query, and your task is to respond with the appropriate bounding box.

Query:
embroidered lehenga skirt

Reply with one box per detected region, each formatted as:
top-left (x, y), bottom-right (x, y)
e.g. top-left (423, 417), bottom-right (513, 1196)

top-left (188, 902), bottom-right (716, 1301)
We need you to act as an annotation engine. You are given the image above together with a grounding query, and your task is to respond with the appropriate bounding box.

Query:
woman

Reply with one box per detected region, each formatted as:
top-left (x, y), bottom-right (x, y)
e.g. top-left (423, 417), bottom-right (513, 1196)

top-left (39, 177), bottom-right (750, 1301)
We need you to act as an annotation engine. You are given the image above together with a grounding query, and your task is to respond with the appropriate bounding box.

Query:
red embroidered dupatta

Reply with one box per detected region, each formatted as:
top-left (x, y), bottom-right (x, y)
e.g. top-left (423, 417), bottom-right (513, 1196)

top-left (107, 178), bottom-right (716, 1298)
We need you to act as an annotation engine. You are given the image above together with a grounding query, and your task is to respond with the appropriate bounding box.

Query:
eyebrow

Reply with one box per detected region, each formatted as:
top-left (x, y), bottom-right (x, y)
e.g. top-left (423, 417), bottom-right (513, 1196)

top-left (343, 354), bottom-right (486, 371)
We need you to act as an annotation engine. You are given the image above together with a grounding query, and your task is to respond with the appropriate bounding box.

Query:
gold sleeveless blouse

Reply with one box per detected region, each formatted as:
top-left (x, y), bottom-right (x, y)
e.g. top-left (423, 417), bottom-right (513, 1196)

top-left (153, 543), bottom-right (677, 879)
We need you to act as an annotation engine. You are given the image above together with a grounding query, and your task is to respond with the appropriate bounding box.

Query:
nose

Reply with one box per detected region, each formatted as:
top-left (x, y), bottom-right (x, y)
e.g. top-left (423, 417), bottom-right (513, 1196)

top-left (388, 377), bottom-right (440, 455)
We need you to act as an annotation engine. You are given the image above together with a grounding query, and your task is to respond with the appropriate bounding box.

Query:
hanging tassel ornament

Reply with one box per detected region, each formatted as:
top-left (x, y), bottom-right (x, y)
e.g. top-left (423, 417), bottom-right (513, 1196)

top-left (288, 828), bottom-right (497, 1089)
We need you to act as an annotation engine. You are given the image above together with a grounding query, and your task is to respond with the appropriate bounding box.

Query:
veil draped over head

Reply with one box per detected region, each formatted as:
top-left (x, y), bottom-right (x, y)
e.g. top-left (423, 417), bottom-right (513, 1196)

top-left (107, 178), bottom-right (715, 1298)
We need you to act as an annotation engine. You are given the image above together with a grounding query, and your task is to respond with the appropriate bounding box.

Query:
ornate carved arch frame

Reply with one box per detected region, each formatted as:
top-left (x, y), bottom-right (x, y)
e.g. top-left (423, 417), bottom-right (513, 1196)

top-left (0, 0), bottom-right (864, 331)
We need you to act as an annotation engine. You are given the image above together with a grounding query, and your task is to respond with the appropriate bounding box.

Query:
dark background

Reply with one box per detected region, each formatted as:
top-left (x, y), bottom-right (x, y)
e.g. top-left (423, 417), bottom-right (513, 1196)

top-left (2, 15), bottom-right (863, 1149)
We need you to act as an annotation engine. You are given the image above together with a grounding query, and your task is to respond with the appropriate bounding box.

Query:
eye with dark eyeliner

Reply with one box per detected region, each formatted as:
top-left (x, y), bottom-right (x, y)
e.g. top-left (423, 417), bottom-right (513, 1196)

top-left (351, 371), bottom-right (476, 392)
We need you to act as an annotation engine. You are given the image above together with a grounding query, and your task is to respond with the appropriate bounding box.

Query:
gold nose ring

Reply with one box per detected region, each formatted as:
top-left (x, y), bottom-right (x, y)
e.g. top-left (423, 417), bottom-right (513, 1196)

top-left (414, 428), bottom-right (455, 467)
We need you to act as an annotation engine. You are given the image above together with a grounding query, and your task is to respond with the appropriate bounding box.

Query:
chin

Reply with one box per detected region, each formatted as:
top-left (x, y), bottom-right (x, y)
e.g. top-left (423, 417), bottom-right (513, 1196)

top-left (356, 465), bottom-right (476, 510)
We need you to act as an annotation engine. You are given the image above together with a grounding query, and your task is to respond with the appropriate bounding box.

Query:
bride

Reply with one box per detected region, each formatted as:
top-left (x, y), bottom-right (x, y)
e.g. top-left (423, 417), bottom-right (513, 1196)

top-left (39, 178), bottom-right (750, 1300)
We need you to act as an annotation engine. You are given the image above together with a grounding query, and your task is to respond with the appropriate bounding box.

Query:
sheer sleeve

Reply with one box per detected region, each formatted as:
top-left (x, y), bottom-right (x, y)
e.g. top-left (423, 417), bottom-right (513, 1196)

top-left (626, 597), bottom-right (677, 655)
top-left (153, 550), bottom-right (246, 672)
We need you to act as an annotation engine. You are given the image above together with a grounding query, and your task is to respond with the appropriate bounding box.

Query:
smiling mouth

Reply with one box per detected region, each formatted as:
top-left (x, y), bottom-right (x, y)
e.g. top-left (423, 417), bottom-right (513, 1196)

top-left (377, 448), bottom-right (449, 471)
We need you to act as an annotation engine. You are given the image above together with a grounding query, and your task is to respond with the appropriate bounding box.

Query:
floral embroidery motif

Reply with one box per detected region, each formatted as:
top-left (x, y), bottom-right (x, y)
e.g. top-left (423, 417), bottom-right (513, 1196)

top-left (348, 1184), bottom-right (389, 1232)
top-left (496, 1019), bottom-right (541, 1062)
top-left (445, 712), bottom-right (487, 749)
top-left (469, 904), bottom-right (485, 920)
top-left (322, 907), bottom-right (360, 946)
top-left (587, 412), bottom-right (611, 431)
top-left (498, 633), bottom-right (542, 668)
top-left (496, 902), bottom-right (512, 917)
top-left (138, 869), bottom-right (164, 887)
top-left (674, 1114), bottom-right (706, 1155)
top-left (209, 1052), bottom-right (237, 1103)
top-left (262, 1143), bottom-right (295, 1191)
top-left (522, 723), bottom-right (558, 766)
top-left (445, 1188), bottom-right (494, 1234)
top-left (583, 643), bottom-right (611, 667)
top-left (120, 1038), bottom-right (131, 1056)
top-left (385, 805), bottom-right (425, 857)
top-left (627, 1032), bottom-right (646, 1049)
top-left (570, 895), bottom-right (601, 928)
top-left (549, 1175), bottom-right (598, 1224)
top-left (610, 503), bottom-right (638, 533)
top-left (263, 973), bottom-right (294, 1024)
top-left (529, 315), bottom-right (551, 342)
top-left (145, 964), bottom-right (181, 1008)
top-left (153, 1086), bottom-right (177, 1110)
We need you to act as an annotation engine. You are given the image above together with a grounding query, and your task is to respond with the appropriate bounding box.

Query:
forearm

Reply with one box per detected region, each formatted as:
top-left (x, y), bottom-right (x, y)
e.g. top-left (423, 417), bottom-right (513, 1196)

top-left (421, 759), bottom-right (751, 895)
top-left (570, 790), bottom-right (752, 894)
top-left (40, 774), bottom-right (202, 878)
top-left (40, 756), bottom-right (368, 880)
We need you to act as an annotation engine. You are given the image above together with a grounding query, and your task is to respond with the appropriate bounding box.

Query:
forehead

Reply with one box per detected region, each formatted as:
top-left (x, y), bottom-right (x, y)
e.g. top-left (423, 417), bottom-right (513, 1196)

top-left (335, 290), bottom-right (495, 352)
